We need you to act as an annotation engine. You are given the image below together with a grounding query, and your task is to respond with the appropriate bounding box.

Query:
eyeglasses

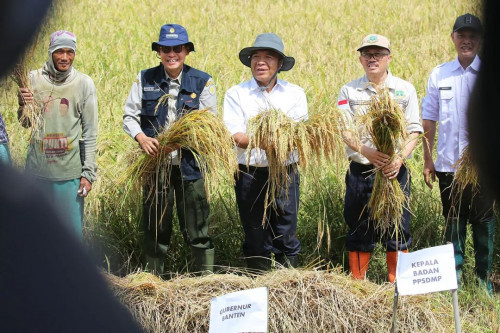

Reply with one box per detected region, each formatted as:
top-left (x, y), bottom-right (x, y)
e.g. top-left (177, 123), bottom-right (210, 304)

top-left (361, 52), bottom-right (389, 60)
top-left (159, 45), bottom-right (184, 54)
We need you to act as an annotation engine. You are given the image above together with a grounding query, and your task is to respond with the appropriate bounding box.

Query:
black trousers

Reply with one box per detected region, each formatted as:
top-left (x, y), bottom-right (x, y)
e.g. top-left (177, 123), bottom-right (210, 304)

top-left (436, 171), bottom-right (495, 280)
top-left (344, 162), bottom-right (412, 252)
top-left (235, 164), bottom-right (301, 258)
top-left (143, 166), bottom-right (212, 257)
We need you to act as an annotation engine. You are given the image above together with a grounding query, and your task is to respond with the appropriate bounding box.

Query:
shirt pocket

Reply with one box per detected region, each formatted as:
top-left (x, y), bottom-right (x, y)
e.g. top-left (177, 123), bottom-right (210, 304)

top-left (141, 89), bottom-right (163, 117)
top-left (438, 86), bottom-right (454, 114)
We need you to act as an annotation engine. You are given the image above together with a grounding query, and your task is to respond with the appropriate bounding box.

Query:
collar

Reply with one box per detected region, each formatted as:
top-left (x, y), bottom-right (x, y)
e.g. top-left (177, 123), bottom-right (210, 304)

top-left (250, 77), bottom-right (283, 92)
top-left (451, 54), bottom-right (481, 72)
top-left (358, 70), bottom-right (394, 92)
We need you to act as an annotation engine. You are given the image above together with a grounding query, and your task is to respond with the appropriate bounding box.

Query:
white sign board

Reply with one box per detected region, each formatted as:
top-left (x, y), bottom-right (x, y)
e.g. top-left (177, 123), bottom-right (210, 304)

top-left (396, 244), bottom-right (458, 296)
top-left (209, 286), bottom-right (268, 333)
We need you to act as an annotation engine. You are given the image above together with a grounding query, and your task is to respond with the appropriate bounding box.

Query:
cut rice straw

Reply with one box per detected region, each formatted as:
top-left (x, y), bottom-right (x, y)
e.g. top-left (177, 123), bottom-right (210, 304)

top-left (121, 107), bottom-right (237, 203)
top-left (11, 61), bottom-right (44, 140)
top-left (449, 145), bottom-right (479, 218)
top-left (246, 108), bottom-right (344, 225)
top-left (106, 269), bottom-right (458, 333)
top-left (357, 87), bottom-right (409, 236)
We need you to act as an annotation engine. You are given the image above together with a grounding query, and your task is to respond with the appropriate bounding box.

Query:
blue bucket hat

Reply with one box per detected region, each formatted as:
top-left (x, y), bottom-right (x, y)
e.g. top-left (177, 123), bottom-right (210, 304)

top-left (152, 24), bottom-right (195, 52)
top-left (239, 33), bottom-right (295, 71)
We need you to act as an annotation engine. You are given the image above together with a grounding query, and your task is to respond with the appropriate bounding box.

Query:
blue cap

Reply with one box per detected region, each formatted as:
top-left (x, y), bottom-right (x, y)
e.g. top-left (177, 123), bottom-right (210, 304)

top-left (152, 24), bottom-right (195, 52)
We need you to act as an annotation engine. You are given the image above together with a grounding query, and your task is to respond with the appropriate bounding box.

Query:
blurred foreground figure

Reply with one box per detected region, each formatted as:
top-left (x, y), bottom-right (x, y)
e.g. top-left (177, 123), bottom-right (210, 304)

top-left (422, 13), bottom-right (495, 295)
top-left (0, 165), bottom-right (143, 332)
top-left (0, 1), bottom-right (142, 331)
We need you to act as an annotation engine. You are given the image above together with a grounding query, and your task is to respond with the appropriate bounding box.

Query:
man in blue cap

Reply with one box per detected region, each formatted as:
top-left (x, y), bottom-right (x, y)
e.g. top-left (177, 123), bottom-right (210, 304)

top-left (422, 13), bottom-right (495, 295)
top-left (123, 23), bottom-right (216, 275)
top-left (223, 33), bottom-right (308, 271)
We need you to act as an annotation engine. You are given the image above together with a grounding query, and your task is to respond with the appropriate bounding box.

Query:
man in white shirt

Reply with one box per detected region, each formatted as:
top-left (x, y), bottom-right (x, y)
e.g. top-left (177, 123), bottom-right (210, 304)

top-left (223, 33), bottom-right (308, 271)
top-left (337, 34), bottom-right (422, 282)
top-left (422, 13), bottom-right (495, 294)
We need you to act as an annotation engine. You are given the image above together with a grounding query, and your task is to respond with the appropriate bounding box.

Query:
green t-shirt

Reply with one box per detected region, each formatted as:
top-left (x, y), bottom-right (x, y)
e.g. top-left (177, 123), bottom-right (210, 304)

top-left (25, 68), bottom-right (98, 182)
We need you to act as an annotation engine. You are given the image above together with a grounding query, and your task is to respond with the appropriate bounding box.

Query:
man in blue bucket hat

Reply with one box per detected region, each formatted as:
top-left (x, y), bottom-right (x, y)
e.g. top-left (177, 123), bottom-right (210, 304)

top-left (224, 33), bottom-right (308, 271)
top-left (123, 23), bottom-right (216, 275)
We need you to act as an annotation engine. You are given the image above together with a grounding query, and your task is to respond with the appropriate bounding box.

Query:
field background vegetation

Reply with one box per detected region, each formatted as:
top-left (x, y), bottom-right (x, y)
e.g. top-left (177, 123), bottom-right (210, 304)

top-left (1, 0), bottom-right (499, 329)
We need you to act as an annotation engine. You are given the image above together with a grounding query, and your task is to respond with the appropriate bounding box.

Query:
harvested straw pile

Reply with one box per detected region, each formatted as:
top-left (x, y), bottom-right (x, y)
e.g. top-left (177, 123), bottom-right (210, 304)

top-left (106, 269), bottom-right (456, 332)
top-left (124, 109), bottom-right (237, 201)
top-left (246, 108), bottom-right (343, 223)
top-left (358, 88), bottom-right (409, 235)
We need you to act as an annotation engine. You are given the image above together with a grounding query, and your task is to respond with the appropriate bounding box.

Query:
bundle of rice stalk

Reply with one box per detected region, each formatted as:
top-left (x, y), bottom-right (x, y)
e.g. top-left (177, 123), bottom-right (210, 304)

top-left (12, 62), bottom-right (44, 138)
top-left (297, 109), bottom-right (344, 170)
top-left (449, 145), bottom-right (479, 217)
top-left (359, 88), bottom-right (409, 235)
top-left (123, 108), bottom-right (237, 202)
top-left (246, 108), bottom-right (344, 225)
top-left (452, 145), bottom-right (478, 194)
top-left (246, 108), bottom-right (301, 223)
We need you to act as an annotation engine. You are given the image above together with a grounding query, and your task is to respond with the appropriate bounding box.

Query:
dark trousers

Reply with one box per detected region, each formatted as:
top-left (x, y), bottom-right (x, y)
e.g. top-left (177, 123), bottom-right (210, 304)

top-left (436, 172), bottom-right (495, 282)
top-left (143, 166), bottom-right (212, 257)
top-left (344, 162), bottom-right (412, 252)
top-left (235, 164), bottom-right (301, 258)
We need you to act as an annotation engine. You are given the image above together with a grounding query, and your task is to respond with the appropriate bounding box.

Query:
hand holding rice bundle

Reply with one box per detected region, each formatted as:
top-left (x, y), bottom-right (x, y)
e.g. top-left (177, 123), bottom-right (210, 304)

top-left (125, 108), bottom-right (237, 201)
top-left (245, 107), bottom-right (343, 221)
top-left (359, 88), bottom-right (409, 234)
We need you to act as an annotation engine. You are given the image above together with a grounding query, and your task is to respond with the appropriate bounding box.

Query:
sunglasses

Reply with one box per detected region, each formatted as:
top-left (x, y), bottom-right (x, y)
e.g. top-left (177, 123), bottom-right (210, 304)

top-left (159, 45), bottom-right (184, 54)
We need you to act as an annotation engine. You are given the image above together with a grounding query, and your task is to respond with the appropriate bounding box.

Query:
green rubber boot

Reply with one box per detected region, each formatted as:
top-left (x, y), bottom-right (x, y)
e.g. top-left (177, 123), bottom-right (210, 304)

top-left (472, 217), bottom-right (495, 296)
top-left (144, 255), bottom-right (165, 275)
top-left (192, 247), bottom-right (215, 274)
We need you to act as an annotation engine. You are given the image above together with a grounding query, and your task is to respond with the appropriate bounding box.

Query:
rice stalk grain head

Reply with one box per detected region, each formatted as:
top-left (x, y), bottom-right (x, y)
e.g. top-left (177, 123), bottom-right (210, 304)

top-left (359, 87), bottom-right (409, 236)
top-left (449, 145), bottom-right (479, 218)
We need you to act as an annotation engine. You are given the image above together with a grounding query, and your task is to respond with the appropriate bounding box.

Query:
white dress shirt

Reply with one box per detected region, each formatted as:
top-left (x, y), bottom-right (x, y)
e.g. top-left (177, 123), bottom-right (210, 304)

top-left (223, 78), bottom-right (308, 167)
top-left (421, 55), bottom-right (480, 172)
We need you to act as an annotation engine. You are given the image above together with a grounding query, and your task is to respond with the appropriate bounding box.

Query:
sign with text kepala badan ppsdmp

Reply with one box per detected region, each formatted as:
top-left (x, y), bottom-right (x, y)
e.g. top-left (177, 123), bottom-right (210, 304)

top-left (396, 244), bottom-right (458, 296)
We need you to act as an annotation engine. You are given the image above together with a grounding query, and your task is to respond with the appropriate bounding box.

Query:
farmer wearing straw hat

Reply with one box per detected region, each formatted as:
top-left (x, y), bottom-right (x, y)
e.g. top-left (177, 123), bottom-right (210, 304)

top-left (422, 14), bottom-right (495, 295)
top-left (223, 33), bottom-right (308, 271)
top-left (337, 34), bottom-right (422, 282)
top-left (17, 30), bottom-right (98, 240)
top-left (123, 23), bottom-right (216, 275)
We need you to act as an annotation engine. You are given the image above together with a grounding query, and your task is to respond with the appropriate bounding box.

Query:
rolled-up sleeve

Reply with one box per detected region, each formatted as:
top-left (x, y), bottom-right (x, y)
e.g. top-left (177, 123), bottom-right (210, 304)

top-left (123, 73), bottom-right (143, 139)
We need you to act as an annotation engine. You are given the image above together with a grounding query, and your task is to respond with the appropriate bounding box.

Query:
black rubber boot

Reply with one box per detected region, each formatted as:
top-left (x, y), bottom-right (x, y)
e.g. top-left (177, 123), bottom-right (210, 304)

top-left (275, 254), bottom-right (298, 268)
top-left (246, 257), bottom-right (271, 273)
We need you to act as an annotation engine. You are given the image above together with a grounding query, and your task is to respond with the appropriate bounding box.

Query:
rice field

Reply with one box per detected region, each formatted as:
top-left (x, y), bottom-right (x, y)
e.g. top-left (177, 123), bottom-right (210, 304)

top-left (0, 0), bottom-right (498, 331)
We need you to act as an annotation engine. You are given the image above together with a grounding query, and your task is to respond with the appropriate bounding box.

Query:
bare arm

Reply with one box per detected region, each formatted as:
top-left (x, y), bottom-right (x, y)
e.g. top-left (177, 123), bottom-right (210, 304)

top-left (422, 119), bottom-right (437, 189)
